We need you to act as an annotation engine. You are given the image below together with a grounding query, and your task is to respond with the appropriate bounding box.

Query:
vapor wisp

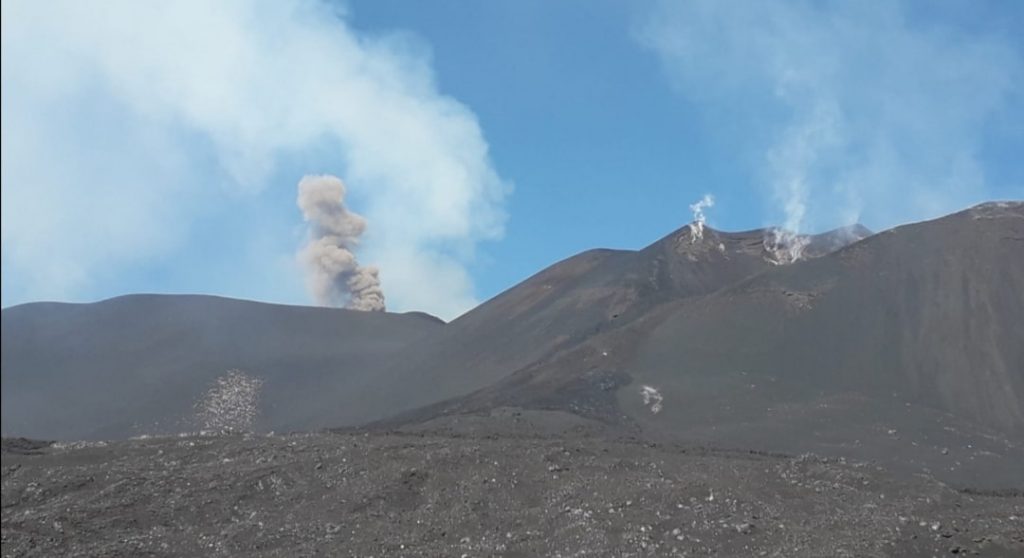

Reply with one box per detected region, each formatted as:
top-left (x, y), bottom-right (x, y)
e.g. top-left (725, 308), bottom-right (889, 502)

top-left (297, 175), bottom-right (385, 311)
top-left (687, 194), bottom-right (715, 242)
top-left (763, 228), bottom-right (809, 265)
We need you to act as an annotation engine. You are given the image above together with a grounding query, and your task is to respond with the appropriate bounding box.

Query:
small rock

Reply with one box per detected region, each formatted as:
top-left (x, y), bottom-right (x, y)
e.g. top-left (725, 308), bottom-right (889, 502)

top-left (734, 522), bottom-right (755, 535)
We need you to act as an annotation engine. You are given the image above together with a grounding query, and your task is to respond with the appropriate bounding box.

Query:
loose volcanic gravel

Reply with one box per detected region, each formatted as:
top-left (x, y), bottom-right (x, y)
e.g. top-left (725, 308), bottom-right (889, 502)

top-left (3, 432), bottom-right (1023, 557)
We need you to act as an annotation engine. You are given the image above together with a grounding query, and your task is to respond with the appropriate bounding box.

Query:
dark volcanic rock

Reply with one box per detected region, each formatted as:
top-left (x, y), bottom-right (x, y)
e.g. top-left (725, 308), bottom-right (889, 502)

top-left (0, 438), bottom-right (53, 455)
top-left (3, 429), bottom-right (1022, 557)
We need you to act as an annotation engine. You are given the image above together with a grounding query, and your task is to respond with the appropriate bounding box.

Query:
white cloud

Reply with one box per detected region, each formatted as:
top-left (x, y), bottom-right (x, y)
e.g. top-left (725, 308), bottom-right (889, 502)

top-left (1, 0), bottom-right (508, 319)
top-left (638, 0), bottom-right (1021, 232)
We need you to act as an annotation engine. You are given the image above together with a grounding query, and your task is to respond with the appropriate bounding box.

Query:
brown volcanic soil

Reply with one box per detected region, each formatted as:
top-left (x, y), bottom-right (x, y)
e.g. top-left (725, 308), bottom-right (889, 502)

top-left (3, 422), bottom-right (1023, 558)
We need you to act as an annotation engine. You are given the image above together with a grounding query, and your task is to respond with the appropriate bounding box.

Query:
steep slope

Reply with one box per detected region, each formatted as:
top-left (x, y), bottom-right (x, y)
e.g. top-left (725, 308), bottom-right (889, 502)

top-left (0, 223), bottom-right (871, 440)
top-left (330, 223), bottom-right (871, 425)
top-left (1, 295), bottom-right (442, 440)
top-left (632, 202), bottom-right (1023, 431)
top-left (395, 203), bottom-right (1024, 486)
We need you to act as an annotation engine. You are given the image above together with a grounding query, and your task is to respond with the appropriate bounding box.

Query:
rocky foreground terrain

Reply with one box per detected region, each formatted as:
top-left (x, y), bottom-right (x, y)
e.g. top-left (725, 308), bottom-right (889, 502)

top-left (3, 412), bottom-right (1023, 557)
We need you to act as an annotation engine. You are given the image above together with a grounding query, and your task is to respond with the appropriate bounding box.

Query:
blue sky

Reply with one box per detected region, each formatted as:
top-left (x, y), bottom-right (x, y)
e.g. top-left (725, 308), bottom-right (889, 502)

top-left (2, 0), bottom-right (1022, 319)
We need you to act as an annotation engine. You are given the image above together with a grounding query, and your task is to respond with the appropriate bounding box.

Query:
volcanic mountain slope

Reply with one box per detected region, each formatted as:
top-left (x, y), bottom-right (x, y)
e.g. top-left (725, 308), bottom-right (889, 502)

top-left (3, 203), bottom-right (1021, 487)
top-left (0, 223), bottom-right (867, 441)
top-left (404, 202), bottom-right (1024, 487)
top-left (336, 223), bottom-right (873, 425)
top-left (3, 204), bottom-right (1022, 556)
top-left (0, 295), bottom-right (442, 440)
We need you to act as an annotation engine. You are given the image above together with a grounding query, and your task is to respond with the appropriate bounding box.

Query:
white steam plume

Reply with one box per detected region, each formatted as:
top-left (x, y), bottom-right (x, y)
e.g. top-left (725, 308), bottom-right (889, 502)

top-left (763, 228), bottom-right (809, 265)
top-left (297, 175), bottom-right (385, 311)
top-left (762, 100), bottom-right (840, 262)
top-left (1, 1), bottom-right (507, 319)
top-left (639, 1), bottom-right (1021, 247)
top-left (687, 194), bottom-right (715, 242)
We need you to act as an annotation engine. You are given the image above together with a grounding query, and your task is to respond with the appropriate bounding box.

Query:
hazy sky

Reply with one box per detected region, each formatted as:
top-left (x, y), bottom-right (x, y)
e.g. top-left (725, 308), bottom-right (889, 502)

top-left (3, 0), bottom-right (1022, 319)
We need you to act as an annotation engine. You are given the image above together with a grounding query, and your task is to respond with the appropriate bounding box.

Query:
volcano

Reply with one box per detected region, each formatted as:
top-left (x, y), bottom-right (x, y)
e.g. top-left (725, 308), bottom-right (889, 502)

top-left (3, 202), bottom-right (1022, 487)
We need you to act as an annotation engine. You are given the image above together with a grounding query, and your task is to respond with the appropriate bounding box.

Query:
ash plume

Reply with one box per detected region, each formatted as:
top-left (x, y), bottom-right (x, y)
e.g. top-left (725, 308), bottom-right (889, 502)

top-left (297, 175), bottom-right (385, 311)
top-left (687, 194), bottom-right (715, 242)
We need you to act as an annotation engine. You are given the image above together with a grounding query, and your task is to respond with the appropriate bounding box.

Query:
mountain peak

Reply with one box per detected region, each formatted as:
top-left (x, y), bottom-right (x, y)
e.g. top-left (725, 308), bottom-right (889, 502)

top-left (659, 220), bottom-right (873, 265)
top-left (967, 200), bottom-right (1024, 220)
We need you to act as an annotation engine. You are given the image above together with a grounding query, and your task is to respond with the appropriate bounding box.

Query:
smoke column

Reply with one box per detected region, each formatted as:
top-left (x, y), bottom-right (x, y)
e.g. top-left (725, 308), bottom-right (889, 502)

top-left (296, 175), bottom-right (385, 311)
top-left (687, 194), bottom-right (715, 242)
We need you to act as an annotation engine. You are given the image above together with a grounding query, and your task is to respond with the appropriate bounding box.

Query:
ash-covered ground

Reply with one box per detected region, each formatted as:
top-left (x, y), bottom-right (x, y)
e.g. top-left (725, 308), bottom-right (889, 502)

top-left (3, 412), bottom-right (1023, 557)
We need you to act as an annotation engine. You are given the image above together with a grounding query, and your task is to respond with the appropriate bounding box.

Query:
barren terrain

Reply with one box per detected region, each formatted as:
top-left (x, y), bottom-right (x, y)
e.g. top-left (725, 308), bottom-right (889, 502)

top-left (4, 418), bottom-right (1023, 557)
